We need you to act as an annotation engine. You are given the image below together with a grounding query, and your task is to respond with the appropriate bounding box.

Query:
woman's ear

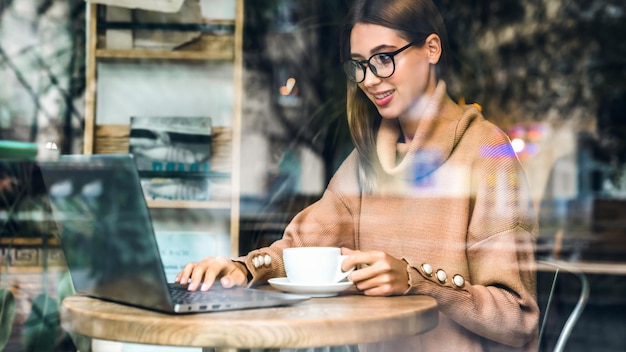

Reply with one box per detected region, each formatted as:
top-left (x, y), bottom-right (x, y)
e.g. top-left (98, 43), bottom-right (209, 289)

top-left (425, 34), bottom-right (442, 64)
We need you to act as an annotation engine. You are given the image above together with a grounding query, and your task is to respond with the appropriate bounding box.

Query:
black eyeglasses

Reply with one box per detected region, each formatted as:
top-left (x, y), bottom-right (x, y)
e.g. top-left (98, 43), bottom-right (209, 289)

top-left (342, 41), bottom-right (418, 83)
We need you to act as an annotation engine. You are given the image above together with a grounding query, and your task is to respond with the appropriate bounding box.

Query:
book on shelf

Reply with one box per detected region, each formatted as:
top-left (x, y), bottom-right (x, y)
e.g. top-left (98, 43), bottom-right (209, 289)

top-left (128, 116), bottom-right (235, 202)
top-left (129, 116), bottom-right (212, 174)
top-left (139, 175), bottom-right (232, 202)
top-left (139, 177), bottom-right (211, 201)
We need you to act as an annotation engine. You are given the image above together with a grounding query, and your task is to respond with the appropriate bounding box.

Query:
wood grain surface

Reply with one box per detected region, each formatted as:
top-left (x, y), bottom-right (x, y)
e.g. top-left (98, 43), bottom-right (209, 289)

top-left (61, 292), bottom-right (438, 349)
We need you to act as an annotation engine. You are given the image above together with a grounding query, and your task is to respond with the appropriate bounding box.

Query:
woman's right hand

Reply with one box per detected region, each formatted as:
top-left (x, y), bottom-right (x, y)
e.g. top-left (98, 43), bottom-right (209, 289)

top-left (174, 256), bottom-right (249, 291)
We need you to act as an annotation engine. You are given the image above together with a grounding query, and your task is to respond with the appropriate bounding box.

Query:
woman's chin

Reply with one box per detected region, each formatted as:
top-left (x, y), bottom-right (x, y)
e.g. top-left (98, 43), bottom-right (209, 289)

top-left (375, 105), bottom-right (401, 120)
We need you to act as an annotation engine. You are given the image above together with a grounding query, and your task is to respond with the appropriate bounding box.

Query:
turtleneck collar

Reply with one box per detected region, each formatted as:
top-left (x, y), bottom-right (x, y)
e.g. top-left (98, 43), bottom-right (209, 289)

top-left (375, 81), bottom-right (478, 178)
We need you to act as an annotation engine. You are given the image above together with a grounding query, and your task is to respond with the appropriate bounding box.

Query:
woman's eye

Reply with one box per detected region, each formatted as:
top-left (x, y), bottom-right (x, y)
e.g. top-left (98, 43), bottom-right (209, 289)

top-left (374, 54), bottom-right (393, 65)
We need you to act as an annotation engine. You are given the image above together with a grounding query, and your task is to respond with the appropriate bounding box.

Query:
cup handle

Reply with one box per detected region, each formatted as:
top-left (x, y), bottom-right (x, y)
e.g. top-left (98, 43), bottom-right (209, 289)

top-left (334, 255), bottom-right (355, 282)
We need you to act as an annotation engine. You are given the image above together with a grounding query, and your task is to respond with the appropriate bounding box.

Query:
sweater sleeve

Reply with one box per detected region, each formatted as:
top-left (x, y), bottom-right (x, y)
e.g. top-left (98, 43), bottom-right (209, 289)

top-left (237, 152), bottom-right (361, 285)
top-left (404, 129), bottom-right (539, 348)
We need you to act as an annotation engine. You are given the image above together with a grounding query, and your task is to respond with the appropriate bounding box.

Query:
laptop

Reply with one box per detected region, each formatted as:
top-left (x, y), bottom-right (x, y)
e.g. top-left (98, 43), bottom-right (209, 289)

top-left (38, 154), bottom-right (308, 314)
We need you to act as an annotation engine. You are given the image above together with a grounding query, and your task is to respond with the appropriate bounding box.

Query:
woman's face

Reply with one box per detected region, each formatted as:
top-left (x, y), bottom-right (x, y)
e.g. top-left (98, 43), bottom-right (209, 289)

top-left (349, 23), bottom-right (438, 120)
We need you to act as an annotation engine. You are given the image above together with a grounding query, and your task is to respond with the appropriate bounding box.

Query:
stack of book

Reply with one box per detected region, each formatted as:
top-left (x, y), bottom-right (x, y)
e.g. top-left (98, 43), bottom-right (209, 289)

top-left (210, 125), bottom-right (232, 174)
top-left (129, 116), bottom-right (212, 201)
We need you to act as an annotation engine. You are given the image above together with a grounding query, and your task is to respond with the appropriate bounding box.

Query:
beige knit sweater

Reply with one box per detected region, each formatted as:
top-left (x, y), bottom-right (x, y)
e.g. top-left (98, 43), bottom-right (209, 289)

top-left (240, 82), bottom-right (539, 351)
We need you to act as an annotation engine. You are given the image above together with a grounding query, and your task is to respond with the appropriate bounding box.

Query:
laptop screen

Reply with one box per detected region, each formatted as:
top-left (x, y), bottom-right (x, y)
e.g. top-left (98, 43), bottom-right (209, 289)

top-left (40, 154), bottom-right (174, 311)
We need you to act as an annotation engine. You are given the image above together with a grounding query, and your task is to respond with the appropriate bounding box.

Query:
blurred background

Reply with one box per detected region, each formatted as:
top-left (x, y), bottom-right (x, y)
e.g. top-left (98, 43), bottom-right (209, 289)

top-left (1, 0), bottom-right (625, 351)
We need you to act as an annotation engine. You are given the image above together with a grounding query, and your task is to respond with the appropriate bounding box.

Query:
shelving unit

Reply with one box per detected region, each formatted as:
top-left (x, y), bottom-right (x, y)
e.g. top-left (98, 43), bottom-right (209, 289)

top-left (83, 0), bottom-right (244, 257)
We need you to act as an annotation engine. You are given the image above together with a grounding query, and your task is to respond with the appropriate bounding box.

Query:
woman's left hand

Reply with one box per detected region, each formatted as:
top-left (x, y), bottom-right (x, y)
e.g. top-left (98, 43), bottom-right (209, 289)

top-left (341, 247), bottom-right (409, 296)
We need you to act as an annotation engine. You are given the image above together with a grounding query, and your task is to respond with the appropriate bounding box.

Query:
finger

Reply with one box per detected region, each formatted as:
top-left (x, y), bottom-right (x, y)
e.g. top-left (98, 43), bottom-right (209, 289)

top-left (176, 262), bottom-right (197, 286)
top-left (185, 262), bottom-right (208, 291)
top-left (199, 272), bottom-right (218, 291)
top-left (349, 259), bottom-right (392, 285)
top-left (340, 248), bottom-right (358, 271)
top-left (352, 275), bottom-right (380, 293)
top-left (351, 268), bottom-right (392, 293)
top-left (361, 284), bottom-right (395, 297)
top-left (201, 257), bottom-right (236, 291)
top-left (188, 257), bottom-right (221, 291)
top-left (341, 247), bottom-right (357, 255)
top-left (342, 249), bottom-right (374, 271)
top-left (348, 263), bottom-right (375, 285)
top-left (224, 261), bottom-right (250, 288)
top-left (197, 259), bottom-right (226, 291)
top-left (350, 262), bottom-right (408, 296)
top-left (220, 267), bottom-right (247, 288)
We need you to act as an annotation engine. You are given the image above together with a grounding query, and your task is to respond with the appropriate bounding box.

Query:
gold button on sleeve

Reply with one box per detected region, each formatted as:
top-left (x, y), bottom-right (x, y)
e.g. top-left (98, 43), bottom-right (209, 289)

top-left (436, 269), bottom-right (447, 284)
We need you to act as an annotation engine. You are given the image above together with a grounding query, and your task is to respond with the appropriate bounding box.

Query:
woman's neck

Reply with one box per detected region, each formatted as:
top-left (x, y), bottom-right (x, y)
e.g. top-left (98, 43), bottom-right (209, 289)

top-left (398, 93), bottom-right (437, 143)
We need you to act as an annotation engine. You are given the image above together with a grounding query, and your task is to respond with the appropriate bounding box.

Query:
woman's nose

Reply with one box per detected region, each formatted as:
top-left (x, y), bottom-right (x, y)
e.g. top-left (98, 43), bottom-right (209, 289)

top-left (361, 66), bottom-right (382, 87)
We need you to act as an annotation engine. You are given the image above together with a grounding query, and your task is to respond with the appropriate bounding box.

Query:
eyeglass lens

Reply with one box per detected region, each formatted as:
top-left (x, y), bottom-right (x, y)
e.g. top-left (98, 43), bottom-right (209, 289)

top-left (343, 54), bottom-right (395, 83)
top-left (343, 41), bottom-right (416, 83)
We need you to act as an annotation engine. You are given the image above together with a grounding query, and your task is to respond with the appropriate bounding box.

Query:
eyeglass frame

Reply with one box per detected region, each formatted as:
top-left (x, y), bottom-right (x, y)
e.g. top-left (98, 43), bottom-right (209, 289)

top-left (342, 41), bottom-right (419, 83)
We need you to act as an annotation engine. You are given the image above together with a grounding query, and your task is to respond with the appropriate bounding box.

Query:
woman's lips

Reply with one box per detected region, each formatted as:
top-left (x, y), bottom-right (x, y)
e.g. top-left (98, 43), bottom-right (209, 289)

top-left (373, 90), bottom-right (394, 106)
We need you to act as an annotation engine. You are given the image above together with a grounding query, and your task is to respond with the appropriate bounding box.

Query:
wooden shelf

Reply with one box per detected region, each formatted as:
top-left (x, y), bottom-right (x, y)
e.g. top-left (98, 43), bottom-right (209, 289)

top-left (5, 266), bottom-right (67, 274)
top-left (146, 198), bottom-right (231, 209)
top-left (95, 48), bottom-right (233, 61)
top-left (96, 30), bottom-right (235, 61)
top-left (0, 237), bottom-right (60, 246)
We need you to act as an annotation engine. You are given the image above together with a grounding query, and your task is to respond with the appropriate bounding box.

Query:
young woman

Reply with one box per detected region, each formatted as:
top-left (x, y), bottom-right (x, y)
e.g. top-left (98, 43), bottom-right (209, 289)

top-left (177, 0), bottom-right (539, 350)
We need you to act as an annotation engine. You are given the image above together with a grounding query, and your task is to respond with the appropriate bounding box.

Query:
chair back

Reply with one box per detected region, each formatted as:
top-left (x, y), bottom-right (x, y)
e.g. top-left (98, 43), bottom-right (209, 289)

top-left (537, 260), bottom-right (590, 352)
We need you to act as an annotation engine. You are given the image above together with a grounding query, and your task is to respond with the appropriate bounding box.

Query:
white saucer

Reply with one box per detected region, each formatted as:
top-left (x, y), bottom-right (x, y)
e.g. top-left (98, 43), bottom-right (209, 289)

top-left (267, 277), bottom-right (354, 297)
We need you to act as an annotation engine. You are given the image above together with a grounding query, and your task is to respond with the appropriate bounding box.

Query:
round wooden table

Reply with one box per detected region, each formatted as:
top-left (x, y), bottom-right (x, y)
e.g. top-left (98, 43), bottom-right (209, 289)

top-left (61, 291), bottom-right (438, 350)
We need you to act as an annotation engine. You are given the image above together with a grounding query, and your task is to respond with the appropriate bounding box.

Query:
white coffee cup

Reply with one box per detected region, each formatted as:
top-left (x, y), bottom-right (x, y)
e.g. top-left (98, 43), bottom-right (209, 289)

top-left (283, 247), bottom-right (355, 285)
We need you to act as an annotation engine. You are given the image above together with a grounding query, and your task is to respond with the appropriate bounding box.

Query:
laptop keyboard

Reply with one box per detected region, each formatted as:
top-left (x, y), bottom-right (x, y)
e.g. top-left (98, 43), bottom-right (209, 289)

top-left (167, 283), bottom-right (275, 304)
top-left (168, 284), bottom-right (226, 303)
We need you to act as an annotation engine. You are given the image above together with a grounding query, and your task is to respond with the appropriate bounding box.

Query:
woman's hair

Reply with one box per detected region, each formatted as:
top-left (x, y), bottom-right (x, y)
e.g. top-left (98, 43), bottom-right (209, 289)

top-left (340, 0), bottom-right (450, 191)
